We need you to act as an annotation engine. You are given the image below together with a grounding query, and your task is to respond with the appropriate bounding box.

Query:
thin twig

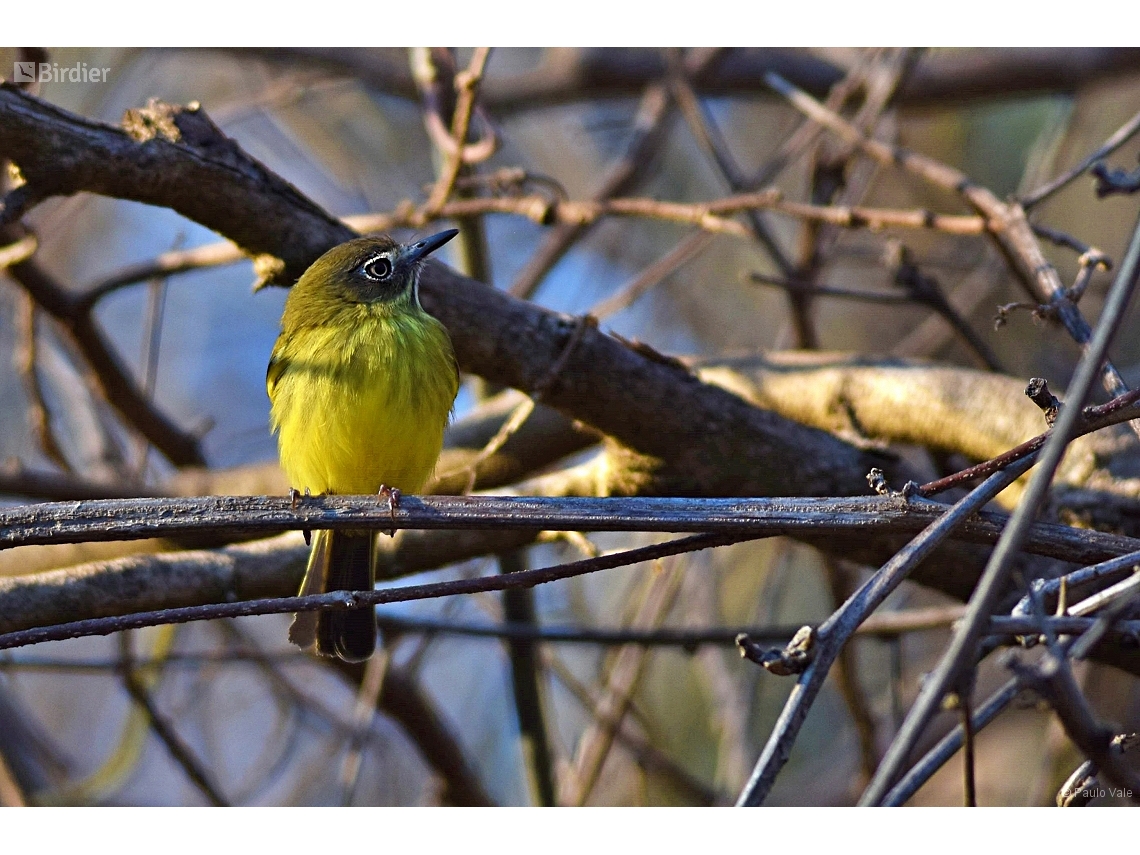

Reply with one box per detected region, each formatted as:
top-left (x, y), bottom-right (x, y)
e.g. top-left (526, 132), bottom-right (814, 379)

top-left (592, 231), bottom-right (714, 320)
top-left (76, 241), bottom-right (244, 309)
top-left (887, 244), bottom-right (1004, 371)
top-left (746, 49), bottom-right (882, 192)
top-left (561, 556), bottom-right (685, 805)
top-left (14, 292), bottom-right (71, 471)
top-left (1069, 248), bottom-right (1114, 305)
top-left (881, 679), bottom-right (1019, 806)
top-left (1066, 570), bottom-right (1140, 618)
top-left (2, 613), bottom-right (1132, 668)
top-left (132, 252), bottom-right (173, 479)
top-left (498, 551), bottom-right (555, 806)
top-left (5, 259), bottom-right (205, 466)
top-left (411, 48), bottom-right (497, 170)
top-left (541, 647), bottom-right (720, 805)
top-left (1066, 570), bottom-right (1140, 662)
top-left (667, 49), bottom-right (794, 281)
top-left (783, 48), bottom-right (922, 348)
top-left (1020, 108), bottom-right (1140, 209)
top-left (961, 687), bottom-right (977, 806)
top-left (1012, 549), bottom-right (1140, 621)
top-left (0, 533), bottom-right (749, 651)
top-left (1031, 222), bottom-right (1112, 268)
top-left (824, 559), bottom-right (880, 783)
top-left (919, 386), bottom-right (1140, 497)
top-left (352, 191), bottom-right (989, 240)
top-left (421, 48), bottom-right (493, 218)
top-left (337, 648), bottom-right (389, 806)
top-left (121, 661), bottom-right (228, 805)
top-left (438, 315), bottom-right (593, 493)
top-left (750, 264), bottom-right (1003, 371)
top-left (214, 622), bottom-right (388, 745)
top-left (385, 611), bottom-right (1133, 647)
top-left (506, 48), bottom-right (726, 300)
top-left (750, 272), bottom-right (914, 305)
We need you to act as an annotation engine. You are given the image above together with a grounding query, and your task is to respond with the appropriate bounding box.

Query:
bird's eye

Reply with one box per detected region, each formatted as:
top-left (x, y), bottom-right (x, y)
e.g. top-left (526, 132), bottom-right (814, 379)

top-left (362, 256), bottom-right (393, 280)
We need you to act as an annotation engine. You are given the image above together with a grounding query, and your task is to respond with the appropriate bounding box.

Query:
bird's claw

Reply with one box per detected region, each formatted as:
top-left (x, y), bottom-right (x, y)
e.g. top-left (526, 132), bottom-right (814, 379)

top-left (289, 488), bottom-right (313, 543)
top-left (378, 485), bottom-right (401, 537)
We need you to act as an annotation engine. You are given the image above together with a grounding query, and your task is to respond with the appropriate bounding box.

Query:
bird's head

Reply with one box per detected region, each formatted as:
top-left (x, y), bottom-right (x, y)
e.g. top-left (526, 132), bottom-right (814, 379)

top-left (291, 229), bottom-right (459, 313)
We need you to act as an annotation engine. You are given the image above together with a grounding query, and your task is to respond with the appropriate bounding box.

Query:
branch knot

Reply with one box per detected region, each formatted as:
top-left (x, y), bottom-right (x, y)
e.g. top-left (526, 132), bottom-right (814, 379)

top-left (736, 625), bottom-right (815, 676)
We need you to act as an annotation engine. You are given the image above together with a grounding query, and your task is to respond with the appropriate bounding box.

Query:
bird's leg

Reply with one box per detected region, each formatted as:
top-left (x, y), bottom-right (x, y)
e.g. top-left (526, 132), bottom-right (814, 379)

top-left (377, 484), bottom-right (401, 537)
top-left (289, 487), bottom-right (313, 545)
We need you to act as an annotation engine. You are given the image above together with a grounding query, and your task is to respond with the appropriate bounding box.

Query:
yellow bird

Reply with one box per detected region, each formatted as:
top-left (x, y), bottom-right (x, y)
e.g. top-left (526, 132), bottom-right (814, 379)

top-left (267, 230), bottom-right (460, 661)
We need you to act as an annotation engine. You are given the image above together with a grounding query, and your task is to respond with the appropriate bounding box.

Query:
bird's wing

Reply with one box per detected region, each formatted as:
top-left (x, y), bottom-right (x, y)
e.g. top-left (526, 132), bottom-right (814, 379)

top-left (265, 336), bottom-right (288, 401)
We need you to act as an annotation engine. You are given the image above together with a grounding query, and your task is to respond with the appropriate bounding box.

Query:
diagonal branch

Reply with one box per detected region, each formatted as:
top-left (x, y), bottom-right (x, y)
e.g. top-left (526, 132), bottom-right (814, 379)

top-left (0, 84), bottom-right (353, 286)
top-left (5, 258), bottom-right (206, 467)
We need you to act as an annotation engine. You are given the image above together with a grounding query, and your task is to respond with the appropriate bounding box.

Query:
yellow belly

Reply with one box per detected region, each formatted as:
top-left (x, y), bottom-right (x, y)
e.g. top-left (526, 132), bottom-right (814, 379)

top-left (268, 309), bottom-right (457, 496)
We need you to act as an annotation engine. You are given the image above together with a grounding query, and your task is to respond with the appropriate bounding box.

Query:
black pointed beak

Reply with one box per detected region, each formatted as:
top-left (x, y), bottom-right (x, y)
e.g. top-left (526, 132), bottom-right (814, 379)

top-left (403, 229), bottom-right (459, 265)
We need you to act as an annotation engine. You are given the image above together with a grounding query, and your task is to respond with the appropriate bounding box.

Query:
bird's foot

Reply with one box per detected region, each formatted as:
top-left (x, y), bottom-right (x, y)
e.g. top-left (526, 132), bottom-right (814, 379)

top-left (378, 485), bottom-right (401, 537)
top-left (289, 487), bottom-right (313, 544)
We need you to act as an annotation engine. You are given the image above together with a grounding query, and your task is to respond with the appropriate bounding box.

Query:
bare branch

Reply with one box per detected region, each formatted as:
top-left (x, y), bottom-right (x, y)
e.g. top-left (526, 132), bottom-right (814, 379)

top-left (0, 84), bottom-right (353, 285)
top-left (1020, 108), bottom-right (1140, 209)
top-left (764, 70), bottom-right (1139, 423)
top-left (420, 48), bottom-right (494, 217)
top-left (506, 49), bottom-right (724, 300)
top-left (736, 457), bottom-right (1031, 806)
top-left (881, 679), bottom-right (1020, 806)
top-left (1012, 653), bottom-right (1140, 800)
top-left (4, 259), bottom-right (206, 466)
top-left (859, 205), bottom-right (1140, 806)
top-left (0, 532), bottom-right (746, 651)
top-left (121, 663), bottom-right (228, 806)
top-left (4, 493), bottom-right (1139, 563)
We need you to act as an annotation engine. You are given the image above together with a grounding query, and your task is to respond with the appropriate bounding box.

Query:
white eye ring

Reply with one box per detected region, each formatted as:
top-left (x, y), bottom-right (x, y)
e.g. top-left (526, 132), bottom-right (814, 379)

top-left (362, 256), bottom-right (393, 280)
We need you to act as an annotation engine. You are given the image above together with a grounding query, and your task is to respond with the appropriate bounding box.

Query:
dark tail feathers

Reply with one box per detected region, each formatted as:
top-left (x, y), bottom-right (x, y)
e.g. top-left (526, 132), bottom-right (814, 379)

top-left (317, 532), bottom-right (376, 662)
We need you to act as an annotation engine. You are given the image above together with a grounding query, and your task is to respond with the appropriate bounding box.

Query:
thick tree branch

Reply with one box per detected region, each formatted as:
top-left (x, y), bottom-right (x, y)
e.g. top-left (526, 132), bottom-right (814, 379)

top-left (0, 85), bottom-right (352, 286)
top-left (0, 83), bottom-right (890, 499)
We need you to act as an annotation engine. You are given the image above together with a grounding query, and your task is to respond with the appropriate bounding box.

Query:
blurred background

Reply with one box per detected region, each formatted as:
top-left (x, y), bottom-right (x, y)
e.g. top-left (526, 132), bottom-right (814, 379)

top-left (3, 47), bottom-right (1140, 806)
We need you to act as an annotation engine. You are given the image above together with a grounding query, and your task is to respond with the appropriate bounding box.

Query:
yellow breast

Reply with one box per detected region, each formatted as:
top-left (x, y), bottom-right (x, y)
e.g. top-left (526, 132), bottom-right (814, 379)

top-left (268, 306), bottom-right (458, 496)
